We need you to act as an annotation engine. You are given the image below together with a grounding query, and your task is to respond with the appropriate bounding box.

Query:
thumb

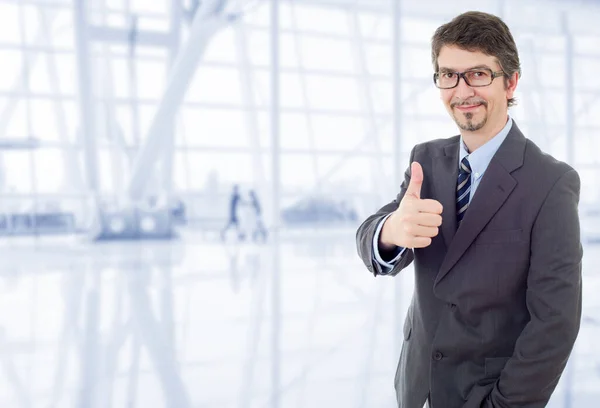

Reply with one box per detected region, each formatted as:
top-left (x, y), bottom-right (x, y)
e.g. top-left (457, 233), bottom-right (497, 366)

top-left (405, 162), bottom-right (423, 199)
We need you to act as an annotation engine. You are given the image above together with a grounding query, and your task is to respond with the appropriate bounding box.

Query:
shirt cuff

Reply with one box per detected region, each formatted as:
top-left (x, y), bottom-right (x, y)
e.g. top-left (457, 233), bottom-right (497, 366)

top-left (372, 213), bottom-right (406, 273)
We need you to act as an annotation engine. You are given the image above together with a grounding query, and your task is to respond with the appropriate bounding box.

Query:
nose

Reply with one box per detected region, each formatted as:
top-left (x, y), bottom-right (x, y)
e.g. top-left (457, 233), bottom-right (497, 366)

top-left (453, 75), bottom-right (475, 99)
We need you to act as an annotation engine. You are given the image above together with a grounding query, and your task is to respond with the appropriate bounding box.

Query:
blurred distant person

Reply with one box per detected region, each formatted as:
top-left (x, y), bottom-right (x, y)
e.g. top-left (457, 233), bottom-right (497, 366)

top-left (248, 189), bottom-right (267, 242)
top-left (221, 184), bottom-right (245, 241)
top-left (355, 11), bottom-right (582, 408)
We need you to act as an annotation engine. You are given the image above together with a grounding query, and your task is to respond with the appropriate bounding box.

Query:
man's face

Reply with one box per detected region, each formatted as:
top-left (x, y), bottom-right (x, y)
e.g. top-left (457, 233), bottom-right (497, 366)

top-left (436, 45), bottom-right (516, 133)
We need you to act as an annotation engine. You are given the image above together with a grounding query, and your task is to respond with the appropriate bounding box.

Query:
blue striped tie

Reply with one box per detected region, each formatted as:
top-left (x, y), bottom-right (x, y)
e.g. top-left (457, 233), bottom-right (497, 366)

top-left (456, 157), bottom-right (472, 225)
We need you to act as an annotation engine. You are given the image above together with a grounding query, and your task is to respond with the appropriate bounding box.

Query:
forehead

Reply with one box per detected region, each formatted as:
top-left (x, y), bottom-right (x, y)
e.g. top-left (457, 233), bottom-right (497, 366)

top-left (437, 45), bottom-right (499, 71)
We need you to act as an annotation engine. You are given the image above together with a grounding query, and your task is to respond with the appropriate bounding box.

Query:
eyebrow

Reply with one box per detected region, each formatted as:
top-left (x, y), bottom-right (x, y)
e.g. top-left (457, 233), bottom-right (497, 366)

top-left (438, 64), bottom-right (492, 73)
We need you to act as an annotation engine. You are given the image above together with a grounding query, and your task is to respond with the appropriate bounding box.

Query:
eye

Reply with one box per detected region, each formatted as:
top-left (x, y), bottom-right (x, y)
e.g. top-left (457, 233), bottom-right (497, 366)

top-left (443, 72), bottom-right (456, 79)
top-left (470, 70), bottom-right (489, 78)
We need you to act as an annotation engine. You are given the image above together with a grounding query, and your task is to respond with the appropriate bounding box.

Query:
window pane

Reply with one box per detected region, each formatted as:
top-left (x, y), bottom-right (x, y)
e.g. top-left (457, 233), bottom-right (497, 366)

top-left (110, 57), bottom-right (132, 99)
top-left (97, 148), bottom-right (129, 193)
top-left (0, 50), bottom-right (23, 92)
top-left (281, 153), bottom-right (317, 187)
top-left (300, 37), bottom-right (355, 74)
top-left (281, 113), bottom-right (310, 149)
top-left (30, 99), bottom-right (61, 141)
top-left (311, 114), bottom-right (366, 151)
top-left (318, 155), bottom-right (378, 193)
top-left (205, 27), bottom-right (238, 64)
top-left (358, 13), bottom-right (391, 40)
top-left (576, 132), bottom-right (600, 166)
top-left (281, 72), bottom-right (305, 108)
top-left (5, 99), bottom-right (29, 139)
top-left (364, 44), bottom-right (391, 77)
top-left (2, 151), bottom-right (33, 193)
top-left (114, 104), bottom-right (135, 145)
top-left (404, 47), bottom-right (435, 79)
top-left (135, 59), bottom-right (167, 100)
top-left (575, 92), bottom-right (600, 127)
top-left (401, 17), bottom-right (440, 45)
top-left (180, 107), bottom-right (249, 148)
top-left (293, 5), bottom-right (351, 36)
top-left (305, 75), bottom-right (361, 111)
top-left (184, 152), bottom-right (255, 187)
top-left (280, 33), bottom-right (300, 68)
top-left (30, 53), bottom-right (52, 94)
top-left (50, 9), bottom-right (75, 49)
top-left (32, 148), bottom-right (69, 193)
top-left (0, 4), bottom-right (21, 44)
top-left (575, 57), bottom-right (600, 91)
top-left (138, 104), bottom-right (158, 138)
top-left (187, 66), bottom-right (243, 104)
top-left (132, 0), bottom-right (169, 16)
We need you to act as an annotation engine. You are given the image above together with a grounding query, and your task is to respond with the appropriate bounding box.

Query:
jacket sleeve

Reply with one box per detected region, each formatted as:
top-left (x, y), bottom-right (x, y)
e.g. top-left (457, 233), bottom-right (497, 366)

top-left (355, 146), bottom-right (417, 277)
top-left (479, 169), bottom-right (583, 407)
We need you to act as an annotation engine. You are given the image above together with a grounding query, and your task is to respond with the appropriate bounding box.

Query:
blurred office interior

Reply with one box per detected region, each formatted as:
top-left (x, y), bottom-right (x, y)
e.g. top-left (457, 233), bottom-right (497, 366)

top-left (0, 0), bottom-right (599, 406)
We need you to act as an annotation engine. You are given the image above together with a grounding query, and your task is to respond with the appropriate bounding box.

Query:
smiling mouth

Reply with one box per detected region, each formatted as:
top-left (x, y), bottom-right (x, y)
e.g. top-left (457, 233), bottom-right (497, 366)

top-left (456, 104), bottom-right (482, 111)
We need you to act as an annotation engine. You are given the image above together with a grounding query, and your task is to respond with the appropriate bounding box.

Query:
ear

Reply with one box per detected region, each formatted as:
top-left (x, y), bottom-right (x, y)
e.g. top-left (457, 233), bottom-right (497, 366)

top-left (505, 71), bottom-right (519, 100)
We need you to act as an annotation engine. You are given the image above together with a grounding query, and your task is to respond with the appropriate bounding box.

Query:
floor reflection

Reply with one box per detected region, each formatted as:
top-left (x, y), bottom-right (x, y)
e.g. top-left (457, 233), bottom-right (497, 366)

top-left (0, 229), bottom-right (598, 407)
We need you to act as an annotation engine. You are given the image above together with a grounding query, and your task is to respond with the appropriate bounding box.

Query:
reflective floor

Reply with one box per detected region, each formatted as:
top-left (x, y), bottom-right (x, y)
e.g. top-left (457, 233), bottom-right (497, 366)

top-left (0, 227), bottom-right (598, 407)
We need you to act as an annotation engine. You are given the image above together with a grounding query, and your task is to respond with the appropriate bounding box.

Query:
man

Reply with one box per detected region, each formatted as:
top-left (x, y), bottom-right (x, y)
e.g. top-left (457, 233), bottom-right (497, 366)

top-left (221, 184), bottom-right (245, 241)
top-left (355, 11), bottom-right (583, 408)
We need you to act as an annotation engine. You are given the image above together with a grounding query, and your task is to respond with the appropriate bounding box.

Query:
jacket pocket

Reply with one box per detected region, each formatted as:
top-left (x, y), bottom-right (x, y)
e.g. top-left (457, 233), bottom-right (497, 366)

top-left (484, 357), bottom-right (510, 378)
top-left (475, 229), bottom-right (529, 262)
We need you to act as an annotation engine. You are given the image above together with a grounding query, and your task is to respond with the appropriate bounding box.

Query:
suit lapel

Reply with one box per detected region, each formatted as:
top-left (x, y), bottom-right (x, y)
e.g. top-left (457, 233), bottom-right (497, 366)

top-left (433, 139), bottom-right (460, 249)
top-left (434, 121), bottom-right (527, 286)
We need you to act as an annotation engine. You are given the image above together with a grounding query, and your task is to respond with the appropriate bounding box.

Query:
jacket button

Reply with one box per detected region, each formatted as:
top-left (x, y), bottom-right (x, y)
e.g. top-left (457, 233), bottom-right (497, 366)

top-left (433, 351), bottom-right (443, 361)
top-left (447, 303), bottom-right (456, 309)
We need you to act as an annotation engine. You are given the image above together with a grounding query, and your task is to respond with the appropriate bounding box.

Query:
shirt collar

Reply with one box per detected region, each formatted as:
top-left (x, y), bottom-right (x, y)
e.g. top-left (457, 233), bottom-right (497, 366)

top-left (459, 115), bottom-right (513, 180)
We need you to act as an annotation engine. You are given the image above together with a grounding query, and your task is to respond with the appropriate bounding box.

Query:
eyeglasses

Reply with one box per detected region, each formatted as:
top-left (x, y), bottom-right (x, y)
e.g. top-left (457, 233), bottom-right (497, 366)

top-left (433, 68), bottom-right (505, 89)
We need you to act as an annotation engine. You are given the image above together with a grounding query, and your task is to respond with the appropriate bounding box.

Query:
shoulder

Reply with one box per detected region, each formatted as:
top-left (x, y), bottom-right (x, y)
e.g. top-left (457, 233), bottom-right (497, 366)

top-left (412, 135), bottom-right (460, 158)
top-left (522, 138), bottom-right (578, 186)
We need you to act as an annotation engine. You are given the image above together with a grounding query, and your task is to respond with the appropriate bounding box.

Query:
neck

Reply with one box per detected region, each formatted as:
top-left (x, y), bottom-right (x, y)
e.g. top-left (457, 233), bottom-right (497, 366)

top-left (461, 114), bottom-right (508, 153)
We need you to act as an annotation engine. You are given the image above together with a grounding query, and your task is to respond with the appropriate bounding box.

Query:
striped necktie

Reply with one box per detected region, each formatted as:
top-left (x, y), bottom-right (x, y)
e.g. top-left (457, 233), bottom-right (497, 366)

top-left (456, 156), bottom-right (472, 224)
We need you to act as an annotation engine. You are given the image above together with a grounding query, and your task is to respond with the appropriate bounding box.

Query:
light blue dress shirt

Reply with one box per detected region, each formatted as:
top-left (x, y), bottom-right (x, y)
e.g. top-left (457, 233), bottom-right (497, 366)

top-left (373, 116), bottom-right (514, 274)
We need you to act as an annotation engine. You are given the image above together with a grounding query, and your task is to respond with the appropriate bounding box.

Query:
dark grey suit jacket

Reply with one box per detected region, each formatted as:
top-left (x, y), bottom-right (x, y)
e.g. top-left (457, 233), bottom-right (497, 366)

top-left (356, 121), bottom-right (583, 408)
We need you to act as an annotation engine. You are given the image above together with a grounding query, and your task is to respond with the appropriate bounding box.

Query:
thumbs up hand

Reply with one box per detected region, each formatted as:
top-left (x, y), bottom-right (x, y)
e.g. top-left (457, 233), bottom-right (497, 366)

top-left (380, 162), bottom-right (444, 250)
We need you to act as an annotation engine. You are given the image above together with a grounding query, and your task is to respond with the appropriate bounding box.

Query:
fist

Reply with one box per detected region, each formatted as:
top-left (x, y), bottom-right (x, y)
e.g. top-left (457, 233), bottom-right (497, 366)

top-left (380, 162), bottom-right (443, 249)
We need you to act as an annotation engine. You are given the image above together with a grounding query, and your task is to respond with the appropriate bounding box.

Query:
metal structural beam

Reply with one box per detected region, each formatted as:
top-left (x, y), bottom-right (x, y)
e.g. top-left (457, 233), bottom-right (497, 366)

top-left (563, 12), bottom-right (575, 166)
top-left (233, 22), bottom-right (268, 198)
top-left (350, 10), bottom-right (386, 203)
top-left (269, 2), bottom-right (282, 408)
top-left (392, 0), bottom-right (405, 360)
top-left (39, 7), bottom-right (85, 191)
top-left (74, 0), bottom-right (99, 193)
top-left (126, 5), bottom-right (229, 201)
top-left (289, 2), bottom-right (321, 190)
top-left (160, 0), bottom-right (184, 199)
top-left (97, 0), bottom-right (132, 196)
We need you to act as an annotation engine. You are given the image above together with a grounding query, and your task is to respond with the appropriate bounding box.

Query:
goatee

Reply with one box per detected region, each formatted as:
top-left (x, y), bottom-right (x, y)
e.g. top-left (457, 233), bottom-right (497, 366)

top-left (455, 111), bottom-right (487, 131)
top-left (451, 99), bottom-right (488, 132)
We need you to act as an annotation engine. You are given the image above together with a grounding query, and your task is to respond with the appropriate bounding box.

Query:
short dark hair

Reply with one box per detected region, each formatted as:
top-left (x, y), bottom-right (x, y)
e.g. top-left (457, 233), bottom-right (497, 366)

top-left (431, 11), bottom-right (521, 107)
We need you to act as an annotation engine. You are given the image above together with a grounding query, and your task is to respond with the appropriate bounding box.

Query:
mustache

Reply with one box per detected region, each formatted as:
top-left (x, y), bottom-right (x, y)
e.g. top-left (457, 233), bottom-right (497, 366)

top-left (451, 99), bottom-right (488, 108)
